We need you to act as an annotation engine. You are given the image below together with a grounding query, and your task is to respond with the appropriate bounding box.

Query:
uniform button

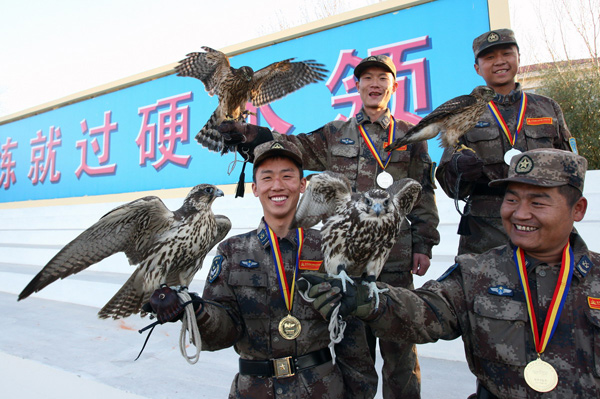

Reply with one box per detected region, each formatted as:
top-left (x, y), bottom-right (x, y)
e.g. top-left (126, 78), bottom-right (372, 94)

top-left (271, 286), bottom-right (278, 292)
top-left (273, 336), bottom-right (279, 343)
top-left (276, 388), bottom-right (283, 394)
top-left (538, 270), bottom-right (547, 277)
top-left (515, 321), bottom-right (525, 328)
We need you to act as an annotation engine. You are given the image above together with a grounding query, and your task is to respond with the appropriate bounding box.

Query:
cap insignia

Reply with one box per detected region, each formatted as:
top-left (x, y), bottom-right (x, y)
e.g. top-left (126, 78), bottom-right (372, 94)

top-left (487, 32), bottom-right (500, 43)
top-left (515, 155), bottom-right (534, 174)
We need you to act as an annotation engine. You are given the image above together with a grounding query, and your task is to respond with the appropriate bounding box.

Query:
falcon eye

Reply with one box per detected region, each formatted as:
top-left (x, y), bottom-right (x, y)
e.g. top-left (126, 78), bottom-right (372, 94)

top-left (384, 199), bottom-right (390, 207)
top-left (204, 187), bottom-right (214, 195)
top-left (364, 197), bottom-right (373, 206)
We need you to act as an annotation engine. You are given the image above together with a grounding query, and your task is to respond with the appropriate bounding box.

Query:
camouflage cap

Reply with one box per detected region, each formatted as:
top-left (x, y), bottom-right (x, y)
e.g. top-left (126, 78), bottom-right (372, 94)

top-left (253, 140), bottom-right (303, 169)
top-left (354, 54), bottom-right (396, 79)
top-left (473, 29), bottom-right (518, 59)
top-left (489, 148), bottom-right (587, 192)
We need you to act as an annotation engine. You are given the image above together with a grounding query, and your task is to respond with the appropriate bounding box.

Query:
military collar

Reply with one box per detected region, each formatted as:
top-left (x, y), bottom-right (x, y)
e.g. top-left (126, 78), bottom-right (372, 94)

top-left (256, 218), bottom-right (302, 249)
top-left (510, 233), bottom-right (595, 281)
top-left (493, 82), bottom-right (522, 106)
top-left (356, 107), bottom-right (392, 129)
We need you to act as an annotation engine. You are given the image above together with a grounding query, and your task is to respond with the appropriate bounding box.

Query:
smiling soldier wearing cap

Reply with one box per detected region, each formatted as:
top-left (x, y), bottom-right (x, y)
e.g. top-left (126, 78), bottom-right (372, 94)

top-left (216, 54), bottom-right (440, 398)
top-left (186, 140), bottom-right (377, 398)
top-left (305, 148), bottom-right (600, 398)
top-left (435, 28), bottom-right (575, 257)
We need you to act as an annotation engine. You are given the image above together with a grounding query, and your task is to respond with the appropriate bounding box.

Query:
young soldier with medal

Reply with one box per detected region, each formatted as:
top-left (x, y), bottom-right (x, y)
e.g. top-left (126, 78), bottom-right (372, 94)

top-left (435, 29), bottom-right (574, 256)
top-left (192, 141), bottom-right (377, 398)
top-left (305, 148), bottom-right (600, 398)
top-left (219, 54), bottom-right (440, 399)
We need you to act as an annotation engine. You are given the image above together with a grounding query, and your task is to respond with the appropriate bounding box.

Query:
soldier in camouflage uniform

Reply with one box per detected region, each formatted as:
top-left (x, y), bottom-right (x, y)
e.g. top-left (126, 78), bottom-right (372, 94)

top-left (197, 140), bottom-right (377, 398)
top-left (220, 54), bottom-right (440, 399)
top-left (435, 29), bottom-right (573, 255)
top-left (306, 148), bottom-right (599, 398)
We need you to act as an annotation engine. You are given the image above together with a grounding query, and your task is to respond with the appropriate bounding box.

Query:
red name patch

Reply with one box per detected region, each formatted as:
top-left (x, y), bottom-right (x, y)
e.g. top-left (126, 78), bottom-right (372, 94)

top-left (526, 117), bottom-right (553, 125)
top-left (299, 260), bottom-right (323, 271)
top-left (588, 297), bottom-right (600, 310)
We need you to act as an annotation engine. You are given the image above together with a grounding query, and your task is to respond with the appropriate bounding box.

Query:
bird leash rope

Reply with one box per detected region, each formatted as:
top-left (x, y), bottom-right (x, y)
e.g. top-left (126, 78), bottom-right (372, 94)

top-left (177, 290), bottom-right (202, 364)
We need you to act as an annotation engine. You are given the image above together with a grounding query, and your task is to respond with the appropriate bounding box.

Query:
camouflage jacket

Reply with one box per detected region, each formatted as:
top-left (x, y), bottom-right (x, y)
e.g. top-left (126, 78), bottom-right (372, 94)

top-left (273, 108), bottom-right (440, 272)
top-left (368, 232), bottom-right (600, 398)
top-left (198, 219), bottom-right (377, 399)
top-left (435, 83), bottom-right (572, 254)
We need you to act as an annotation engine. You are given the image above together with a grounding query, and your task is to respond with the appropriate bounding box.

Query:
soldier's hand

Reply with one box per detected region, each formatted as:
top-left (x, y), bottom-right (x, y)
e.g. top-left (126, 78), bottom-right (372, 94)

top-left (297, 273), bottom-right (375, 320)
top-left (453, 150), bottom-right (483, 182)
top-left (142, 286), bottom-right (203, 324)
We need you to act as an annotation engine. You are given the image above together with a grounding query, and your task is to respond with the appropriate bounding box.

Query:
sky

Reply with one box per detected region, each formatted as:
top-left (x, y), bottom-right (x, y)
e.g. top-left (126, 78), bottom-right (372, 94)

top-left (0, 0), bottom-right (595, 119)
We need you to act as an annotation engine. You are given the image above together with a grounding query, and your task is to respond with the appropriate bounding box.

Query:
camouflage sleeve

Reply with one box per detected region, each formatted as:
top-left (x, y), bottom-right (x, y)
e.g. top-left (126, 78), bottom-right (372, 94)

top-left (551, 98), bottom-right (573, 149)
top-left (334, 317), bottom-right (378, 399)
top-left (406, 140), bottom-right (440, 257)
top-left (272, 124), bottom-right (333, 172)
top-left (435, 144), bottom-right (480, 200)
top-left (367, 268), bottom-right (466, 344)
top-left (196, 244), bottom-right (244, 351)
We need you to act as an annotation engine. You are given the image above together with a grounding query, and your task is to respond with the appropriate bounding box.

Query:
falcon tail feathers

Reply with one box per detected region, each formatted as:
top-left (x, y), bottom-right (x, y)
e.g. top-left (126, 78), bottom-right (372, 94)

top-left (195, 110), bottom-right (226, 153)
top-left (97, 272), bottom-right (145, 319)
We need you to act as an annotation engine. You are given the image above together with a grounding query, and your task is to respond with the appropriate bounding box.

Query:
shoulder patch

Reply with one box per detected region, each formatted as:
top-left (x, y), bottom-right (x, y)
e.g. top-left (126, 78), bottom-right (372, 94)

top-left (569, 137), bottom-right (578, 154)
top-left (240, 259), bottom-right (259, 268)
top-left (437, 263), bottom-right (459, 282)
top-left (474, 121), bottom-right (490, 128)
top-left (488, 285), bottom-right (514, 297)
top-left (576, 255), bottom-right (593, 278)
top-left (340, 138), bottom-right (355, 145)
top-left (208, 255), bottom-right (223, 283)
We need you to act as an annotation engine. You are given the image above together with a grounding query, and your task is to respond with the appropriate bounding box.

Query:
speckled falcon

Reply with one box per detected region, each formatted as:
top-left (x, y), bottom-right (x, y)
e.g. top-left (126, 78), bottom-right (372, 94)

top-left (385, 85), bottom-right (496, 152)
top-left (292, 171), bottom-right (422, 308)
top-left (18, 184), bottom-right (231, 319)
top-left (175, 46), bottom-right (328, 154)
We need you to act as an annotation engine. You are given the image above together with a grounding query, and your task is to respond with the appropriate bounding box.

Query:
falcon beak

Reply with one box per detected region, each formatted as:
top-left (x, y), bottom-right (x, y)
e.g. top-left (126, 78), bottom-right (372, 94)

top-left (372, 203), bottom-right (383, 216)
top-left (215, 188), bottom-right (224, 197)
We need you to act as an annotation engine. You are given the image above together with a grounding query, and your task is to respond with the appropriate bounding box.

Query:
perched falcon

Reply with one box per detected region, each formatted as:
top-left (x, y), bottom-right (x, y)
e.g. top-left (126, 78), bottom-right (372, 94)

top-left (175, 46), bottom-right (328, 153)
top-left (293, 171), bottom-right (422, 308)
top-left (385, 85), bottom-right (496, 152)
top-left (18, 184), bottom-right (231, 319)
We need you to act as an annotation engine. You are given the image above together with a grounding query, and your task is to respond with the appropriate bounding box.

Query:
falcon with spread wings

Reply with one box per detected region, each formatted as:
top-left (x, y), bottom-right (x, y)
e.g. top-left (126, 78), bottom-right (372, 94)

top-left (175, 46), bottom-right (328, 153)
top-left (18, 184), bottom-right (231, 319)
top-left (385, 85), bottom-right (495, 152)
top-left (293, 171), bottom-right (422, 308)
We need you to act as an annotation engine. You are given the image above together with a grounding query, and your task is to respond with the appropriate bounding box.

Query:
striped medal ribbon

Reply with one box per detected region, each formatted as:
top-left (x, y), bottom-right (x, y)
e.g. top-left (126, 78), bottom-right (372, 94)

top-left (358, 116), bottom-right (396, 188)
top-left (514, 243), bottom-right (574, 392)
top-left (265, 223), bottom-right (304, 340)
top-left (488, 93), bottom-right (527, 164)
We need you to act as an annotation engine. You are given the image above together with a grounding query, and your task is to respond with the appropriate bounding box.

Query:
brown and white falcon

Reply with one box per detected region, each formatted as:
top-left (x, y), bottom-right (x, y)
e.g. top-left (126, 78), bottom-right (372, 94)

top-left (175, 46), bottom-right (328, 153)
top-left (385, 85), bottom-right (496, 152)
top-left (292, 171), bottom-right (422, 308)
top-left (18, 184), bottom-right (231, 319)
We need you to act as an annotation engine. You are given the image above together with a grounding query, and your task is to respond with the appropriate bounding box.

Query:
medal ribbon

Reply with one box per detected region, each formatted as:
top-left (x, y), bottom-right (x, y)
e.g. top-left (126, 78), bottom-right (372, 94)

top-left (265, 223), bottom-right (304, 312)
top-left (513, 243), bottom-right (574, 354)
top-left (358, 116), bottom-right (396, 170)
top-left (488, 93), bottom-right (527, 146)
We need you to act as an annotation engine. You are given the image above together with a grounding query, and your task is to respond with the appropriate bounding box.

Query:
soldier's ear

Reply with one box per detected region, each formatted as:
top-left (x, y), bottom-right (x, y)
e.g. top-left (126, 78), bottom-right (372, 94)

top-left (573, 197), bottom-right (587, 222)
top-left (474, 62), bottom-right (481, 76)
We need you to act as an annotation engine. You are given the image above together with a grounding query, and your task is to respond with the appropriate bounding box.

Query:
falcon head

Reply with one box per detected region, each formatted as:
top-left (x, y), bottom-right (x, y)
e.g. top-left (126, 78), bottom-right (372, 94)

top-left (236, 66), bottom-right (254, 82)
top-left (471, 85), bottom-right (496, 102)
top-left (183, 184), bottom-right (224, 211)
top-left (357, 190), bottom-right (393, 218)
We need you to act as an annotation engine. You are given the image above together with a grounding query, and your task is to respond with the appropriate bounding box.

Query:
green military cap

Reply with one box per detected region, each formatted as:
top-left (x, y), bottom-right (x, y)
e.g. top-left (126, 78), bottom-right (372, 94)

top-left (354, 54), bottom-right (397, 79)
top-left (489, 148), bottom-right (588, 192)
top-left (473, 28), bottom-right (518, 59)
top-left (253, 140), bottom-right (304, 169)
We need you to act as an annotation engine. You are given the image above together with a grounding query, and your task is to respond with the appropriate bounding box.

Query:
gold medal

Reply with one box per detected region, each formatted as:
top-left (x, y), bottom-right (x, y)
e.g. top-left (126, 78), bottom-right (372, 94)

top-left (524, 358), bottom-right (558, 392)
top-left (278, 314), bottom-right (301, 340)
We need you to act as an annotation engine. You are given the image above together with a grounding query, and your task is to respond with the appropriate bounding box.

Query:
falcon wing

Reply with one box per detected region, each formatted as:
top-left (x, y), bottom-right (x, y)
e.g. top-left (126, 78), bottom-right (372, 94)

top-left (18, 196), bottom-right (174, 301)
top-left (411, 94), bottom-right (478, 129)
top-left (175, 46), bottom-right (231, 97)
top-left (210, 214), bottom-right (232, 249)
top-left (293, 171), bottom-right (352, 229)
top-left (250, 59), bottom-right (328, 108)
top-left (388, 178), bottom-right (422, 217)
